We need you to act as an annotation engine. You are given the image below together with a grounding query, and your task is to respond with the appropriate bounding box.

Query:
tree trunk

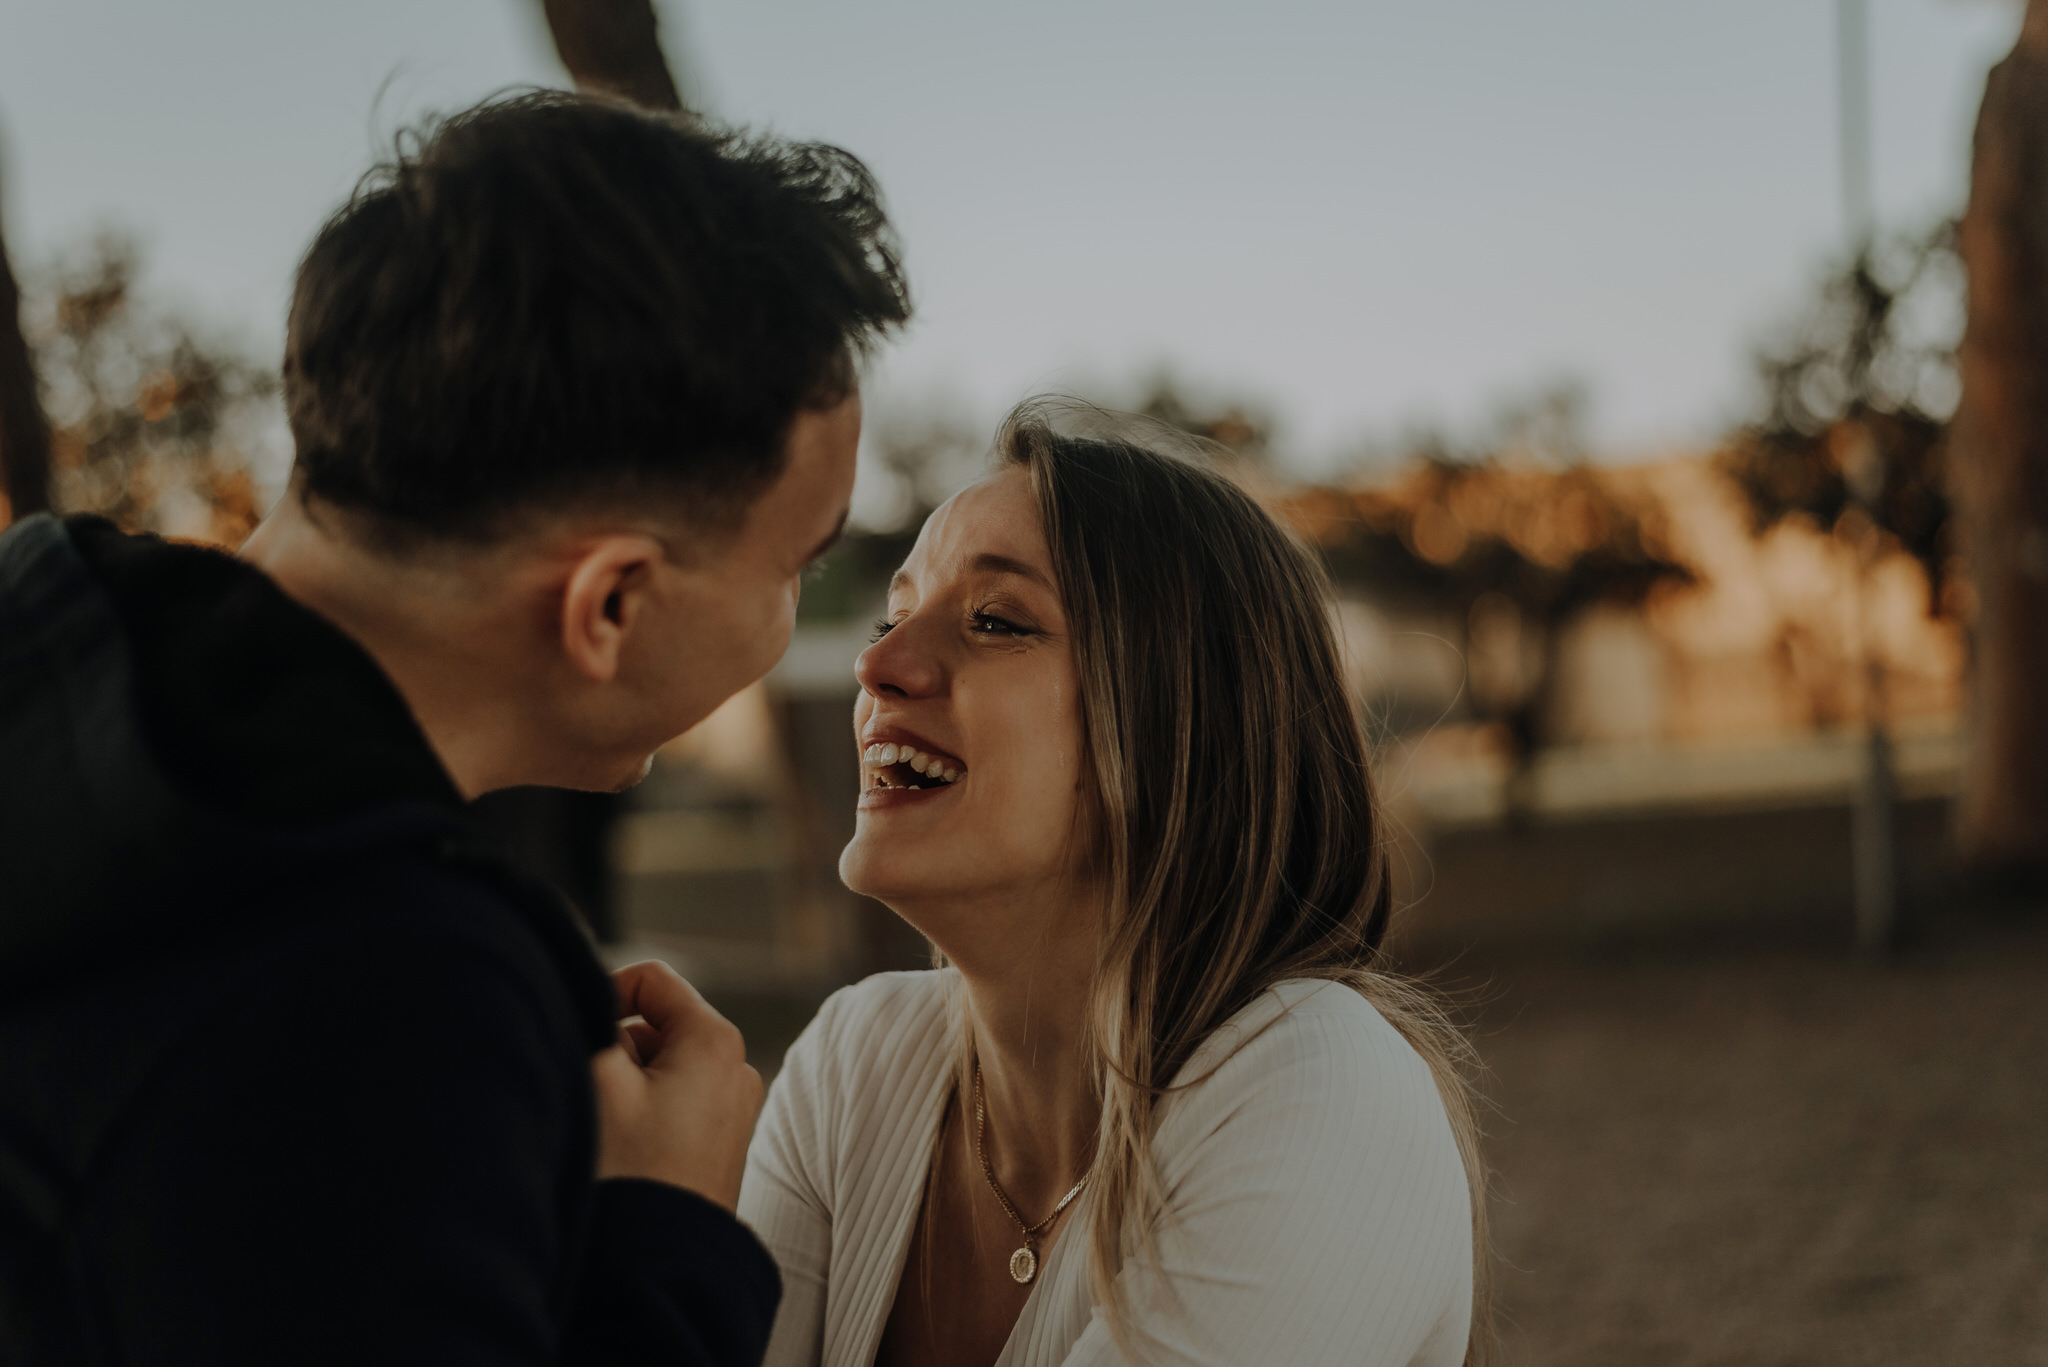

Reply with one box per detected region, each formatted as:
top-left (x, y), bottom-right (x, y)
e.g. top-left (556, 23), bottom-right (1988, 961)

top-left (0, 196), bottom-right (52, 526)
top-left (541, 0), bottom-right (685, 112)
top-left (1953, 3), bottom-right (2048, 886)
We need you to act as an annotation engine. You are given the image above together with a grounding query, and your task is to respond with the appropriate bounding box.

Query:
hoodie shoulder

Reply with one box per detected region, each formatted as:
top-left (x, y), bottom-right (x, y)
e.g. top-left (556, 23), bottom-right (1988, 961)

top-left (62, 515), bottom-right (460, 820)
top-left (0, 516), bottom-right (534, 1007)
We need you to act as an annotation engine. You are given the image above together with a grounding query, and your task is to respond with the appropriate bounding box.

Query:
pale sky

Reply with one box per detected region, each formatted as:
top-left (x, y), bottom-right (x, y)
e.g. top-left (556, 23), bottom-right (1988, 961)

top-left (0, 0), bottom-right (2026, 486)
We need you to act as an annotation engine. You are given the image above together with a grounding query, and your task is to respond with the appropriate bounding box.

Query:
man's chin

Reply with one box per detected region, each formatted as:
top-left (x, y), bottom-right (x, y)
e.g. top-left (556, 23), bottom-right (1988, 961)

top-left (606, 753), bottom-right (657, 793)
top-left (537, 752), bottom-right (654, 795)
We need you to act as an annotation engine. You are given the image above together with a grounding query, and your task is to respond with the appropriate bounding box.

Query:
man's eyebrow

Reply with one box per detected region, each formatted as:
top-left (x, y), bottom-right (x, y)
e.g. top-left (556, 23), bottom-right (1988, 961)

top-left (805, 508), bottom-right (850, 566)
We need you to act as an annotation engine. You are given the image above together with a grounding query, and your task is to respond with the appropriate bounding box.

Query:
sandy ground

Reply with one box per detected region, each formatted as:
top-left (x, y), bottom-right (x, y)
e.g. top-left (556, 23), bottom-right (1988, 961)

top-left (1459, 916), bottom-right (2048, 1366)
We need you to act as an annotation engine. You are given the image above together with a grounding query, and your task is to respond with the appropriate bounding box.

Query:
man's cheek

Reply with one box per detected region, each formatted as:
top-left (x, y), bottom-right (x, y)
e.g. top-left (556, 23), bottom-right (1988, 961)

top-left (752, 598), bottom-right (798, 677)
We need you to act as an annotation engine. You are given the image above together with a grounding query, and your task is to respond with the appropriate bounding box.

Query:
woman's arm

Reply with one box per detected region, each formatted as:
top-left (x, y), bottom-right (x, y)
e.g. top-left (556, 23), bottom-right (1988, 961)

top-left (1059, 988), bottom-right (1473, 1367)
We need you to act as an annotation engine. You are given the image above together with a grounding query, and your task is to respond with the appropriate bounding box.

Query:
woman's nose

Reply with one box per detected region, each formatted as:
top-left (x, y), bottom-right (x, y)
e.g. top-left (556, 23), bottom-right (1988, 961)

top-left (855, 617), bottom-right (942, 699)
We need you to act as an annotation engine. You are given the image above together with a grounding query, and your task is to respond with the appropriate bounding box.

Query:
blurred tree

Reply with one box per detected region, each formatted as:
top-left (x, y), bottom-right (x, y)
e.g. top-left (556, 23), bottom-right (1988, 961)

top-left (0, 144), bottom-right (53, 526)
top-left (542, 0), bottom-right (686, 112)
top-left (26, 236), bottom-right (272, 544)
top-left (1282, 423), bottom-right (1693, 823)
top-left (1952, 2), bottom-right (2048, 889)
top-left (866, 398), bottom-right (985, 530)
top-left (1719, 222), bottom-right (1959, 613)
top-left (1716, 220), bottom-right (1963, 949)
top-left (1136, 375), bottom-right (1272, 467)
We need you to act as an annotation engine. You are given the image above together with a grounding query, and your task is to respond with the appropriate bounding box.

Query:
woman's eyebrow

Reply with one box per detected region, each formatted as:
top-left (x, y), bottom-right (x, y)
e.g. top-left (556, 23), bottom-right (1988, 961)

top-left (887, 553), bottom-right (1054, 597)
top-left (967, 552), bottom-right (1054, 590)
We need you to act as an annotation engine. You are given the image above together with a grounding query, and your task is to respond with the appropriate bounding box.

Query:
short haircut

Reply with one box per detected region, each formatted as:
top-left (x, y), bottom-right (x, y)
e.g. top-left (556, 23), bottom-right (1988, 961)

top-left (283, 91), bottom-right (910, 541)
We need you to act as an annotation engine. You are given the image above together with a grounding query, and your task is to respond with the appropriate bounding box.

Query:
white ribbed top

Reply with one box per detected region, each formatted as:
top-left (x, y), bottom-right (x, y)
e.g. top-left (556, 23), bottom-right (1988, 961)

top-left (738, 971), bottom-right (1472, 1367)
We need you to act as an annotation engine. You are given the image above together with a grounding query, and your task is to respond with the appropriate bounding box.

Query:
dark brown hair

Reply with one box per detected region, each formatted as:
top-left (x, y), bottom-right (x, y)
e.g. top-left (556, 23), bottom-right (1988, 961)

top-left (284, 90), bottom-right (910, 541)
top-left (994, 402), bottom-right (1493, 1363)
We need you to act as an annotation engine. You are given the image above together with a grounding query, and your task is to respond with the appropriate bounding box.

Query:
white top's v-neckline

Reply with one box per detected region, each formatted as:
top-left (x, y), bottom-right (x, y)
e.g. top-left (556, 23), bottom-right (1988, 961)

top-left (855, 1068), bottom-right (1085, 1367)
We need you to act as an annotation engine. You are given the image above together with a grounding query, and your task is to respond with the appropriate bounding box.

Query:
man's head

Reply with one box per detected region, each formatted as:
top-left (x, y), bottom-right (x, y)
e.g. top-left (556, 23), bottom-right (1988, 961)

top-left (253, 92), bottom-right (909, 794)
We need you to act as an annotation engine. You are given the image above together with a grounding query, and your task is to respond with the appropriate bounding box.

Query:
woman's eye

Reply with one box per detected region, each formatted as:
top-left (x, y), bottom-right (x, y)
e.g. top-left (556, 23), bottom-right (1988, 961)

top-left (869, 618), bottom-right (896, 643)
top-left (969, 611), bottom-right (1029, 636)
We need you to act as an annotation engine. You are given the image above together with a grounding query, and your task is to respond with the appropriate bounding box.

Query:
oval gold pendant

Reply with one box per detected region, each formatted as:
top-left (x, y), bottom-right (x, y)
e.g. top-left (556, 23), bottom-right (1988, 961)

top-left (1009, 1246), bottom-right (1038, 1284)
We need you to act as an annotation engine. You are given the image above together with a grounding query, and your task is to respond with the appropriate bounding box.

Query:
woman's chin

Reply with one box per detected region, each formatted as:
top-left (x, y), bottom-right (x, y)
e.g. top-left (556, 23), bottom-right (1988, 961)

top-left (838, 838), bottom-right (953, 909)
top-left (838, 841), bottom-right (904, 904)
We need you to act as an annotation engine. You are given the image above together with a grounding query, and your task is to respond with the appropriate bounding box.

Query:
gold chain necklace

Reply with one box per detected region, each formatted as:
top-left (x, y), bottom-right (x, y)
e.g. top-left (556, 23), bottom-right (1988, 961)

top-left (972, 1064), bottom-right (1089, 1286)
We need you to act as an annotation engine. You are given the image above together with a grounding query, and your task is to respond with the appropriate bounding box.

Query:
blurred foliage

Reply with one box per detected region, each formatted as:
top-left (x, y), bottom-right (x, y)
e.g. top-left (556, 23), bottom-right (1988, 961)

top-left (1274, 381), bottom-right (1690, 817)
top-left (864, 398), bottom-right (985, 531)
top-left (1287, 460), bottom-right (1691, 623)
top-left (27, 234), bottom-right (276, 544)
top-left (1282, 441), bottom-right (1693, 779)
top-left (814, 376), bottom-right (1279, 624)
top-left (1720, 222), bottom-right (1959, 614)
top-left (792, 395), bottom-right (983, 625)
top-left (796, 525), bottom-right (918, 626)
top-left (1134, 374), bottom-right (1272, 466)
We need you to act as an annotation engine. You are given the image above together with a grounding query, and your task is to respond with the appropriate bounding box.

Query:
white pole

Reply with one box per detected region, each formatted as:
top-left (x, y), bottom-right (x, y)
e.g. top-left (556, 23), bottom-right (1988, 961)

top-left (1837, 0), bottom-right (1875, 247)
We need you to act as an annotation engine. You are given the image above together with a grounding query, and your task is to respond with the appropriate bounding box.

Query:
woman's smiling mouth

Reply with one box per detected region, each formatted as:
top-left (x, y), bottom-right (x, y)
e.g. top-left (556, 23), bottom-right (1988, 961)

top-left (858, 738), bottom-right (966, 811)
top-left (861, 740), bottom-right (964, 791)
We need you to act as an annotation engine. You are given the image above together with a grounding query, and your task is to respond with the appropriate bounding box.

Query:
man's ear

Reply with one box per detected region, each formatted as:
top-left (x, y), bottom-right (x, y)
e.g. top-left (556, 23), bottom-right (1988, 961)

top-left (560, 535), bottom-right (667, 683)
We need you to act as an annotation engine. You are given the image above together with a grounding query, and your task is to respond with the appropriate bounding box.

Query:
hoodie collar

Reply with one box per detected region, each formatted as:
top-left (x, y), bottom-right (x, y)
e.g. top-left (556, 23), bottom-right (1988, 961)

top-left (61, 515), bottom-right (464, 823)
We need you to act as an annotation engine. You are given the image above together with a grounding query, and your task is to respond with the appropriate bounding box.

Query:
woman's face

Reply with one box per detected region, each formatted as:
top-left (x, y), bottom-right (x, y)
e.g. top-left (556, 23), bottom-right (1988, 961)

top-left (839, 466), bottom-right (1094, 937)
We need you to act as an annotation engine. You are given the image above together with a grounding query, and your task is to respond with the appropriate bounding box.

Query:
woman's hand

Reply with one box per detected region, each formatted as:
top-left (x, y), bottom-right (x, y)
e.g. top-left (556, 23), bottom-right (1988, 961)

top-left (591, 959), bottom-right (765, 1212)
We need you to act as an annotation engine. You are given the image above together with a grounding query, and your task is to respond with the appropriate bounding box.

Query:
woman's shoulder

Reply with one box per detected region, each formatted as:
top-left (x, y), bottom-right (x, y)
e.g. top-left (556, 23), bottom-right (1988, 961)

top-left (777, 968), bottom-right (956, 1099)
top-left (810, 966), bottom-right (954, 1039)
top-left (1160, 977), bottom-right (1454, 1159)
top-left (1197, 977), bottom-right (1432, 1072)
top-left (1124, 980), bottom-right (1473, 1366)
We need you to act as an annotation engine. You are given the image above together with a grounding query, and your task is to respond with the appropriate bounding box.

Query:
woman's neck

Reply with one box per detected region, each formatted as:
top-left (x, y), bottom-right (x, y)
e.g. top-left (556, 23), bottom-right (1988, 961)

top-left (946, 891), bottom-right (1104, 1216)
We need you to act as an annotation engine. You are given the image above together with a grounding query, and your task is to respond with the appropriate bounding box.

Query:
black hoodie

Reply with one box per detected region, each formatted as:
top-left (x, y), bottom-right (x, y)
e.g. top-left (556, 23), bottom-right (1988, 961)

top-left (0, 515), bottom-right (779, 1365)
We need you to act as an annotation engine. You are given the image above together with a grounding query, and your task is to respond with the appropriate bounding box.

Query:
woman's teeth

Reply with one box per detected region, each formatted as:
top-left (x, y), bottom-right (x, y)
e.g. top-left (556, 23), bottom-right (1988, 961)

top-left (862, 742), bottom-right (962, 786)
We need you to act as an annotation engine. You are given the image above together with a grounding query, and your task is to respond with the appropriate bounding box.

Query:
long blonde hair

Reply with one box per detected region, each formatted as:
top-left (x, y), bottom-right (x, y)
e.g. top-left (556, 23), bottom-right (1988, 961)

top-left (979, 402), bottom-right (1492, 1363)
